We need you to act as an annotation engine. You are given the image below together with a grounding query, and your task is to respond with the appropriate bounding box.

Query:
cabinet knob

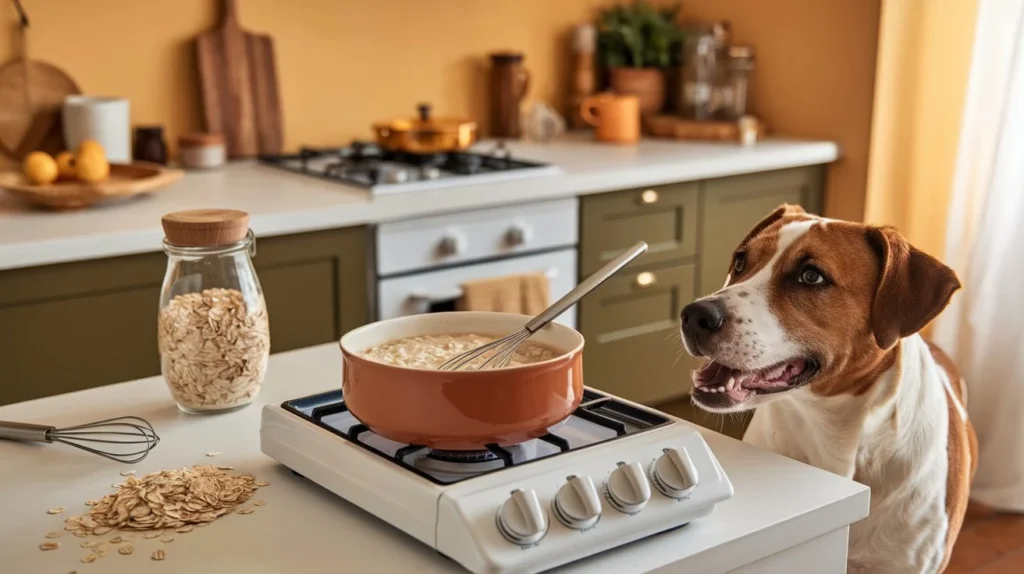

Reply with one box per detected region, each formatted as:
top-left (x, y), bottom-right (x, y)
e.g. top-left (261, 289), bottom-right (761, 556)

top-left (639, 189), bottom-right (659, 204)
top-left (635, 272), bottom-right (657, 288)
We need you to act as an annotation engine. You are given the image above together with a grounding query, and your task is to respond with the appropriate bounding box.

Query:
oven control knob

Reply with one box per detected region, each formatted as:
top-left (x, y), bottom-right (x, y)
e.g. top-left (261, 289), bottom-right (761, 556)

top-left (651, 447), bottom-right (699, 499)
top-left (436, 231), bottom-right (466, 257)
top-left (552, 475), bottom-right (602, 530)
top-left (496, 488), bottom-right (548, 546)
top-left (504, 223), bottom-right (532, 247)
top-left (605, 462), bottom-right (651, 514)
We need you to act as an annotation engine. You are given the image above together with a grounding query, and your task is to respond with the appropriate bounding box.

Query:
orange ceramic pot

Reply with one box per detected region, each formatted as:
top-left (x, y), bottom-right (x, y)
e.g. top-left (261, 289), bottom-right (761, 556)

top-left (340, 312), bottom-right (585, 450)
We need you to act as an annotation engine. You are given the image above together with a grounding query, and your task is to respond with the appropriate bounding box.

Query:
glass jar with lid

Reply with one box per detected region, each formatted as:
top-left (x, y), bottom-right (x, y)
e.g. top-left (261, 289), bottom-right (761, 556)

top-left (158, 209), bottom-right (270, 414)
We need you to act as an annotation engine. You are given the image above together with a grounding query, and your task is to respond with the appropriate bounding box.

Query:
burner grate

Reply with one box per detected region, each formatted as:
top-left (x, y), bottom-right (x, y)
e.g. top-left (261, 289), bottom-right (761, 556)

top-left (283, 387), bottom-right (670, 485)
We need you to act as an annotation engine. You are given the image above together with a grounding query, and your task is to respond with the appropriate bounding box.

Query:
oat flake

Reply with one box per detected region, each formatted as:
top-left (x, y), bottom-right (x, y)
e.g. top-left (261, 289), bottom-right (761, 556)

top-left (118, 545), bottom-right (134, 555)
top-left (253, 500), bottom-right (266, 507)
top-left (45, 531), bottom-right (63, 538)
top-left (151, 549), bottom-right (166, 561)
top-left (119, 470), bottom-right (136, 476)
top-left (39, 542), bottom-right (60, 551)
top-left (81, 553), bottom-right (98, 563)
top-left (161, 537), bottom-right (175, 543)
top-left (47, 506), bottom-right (65, 515)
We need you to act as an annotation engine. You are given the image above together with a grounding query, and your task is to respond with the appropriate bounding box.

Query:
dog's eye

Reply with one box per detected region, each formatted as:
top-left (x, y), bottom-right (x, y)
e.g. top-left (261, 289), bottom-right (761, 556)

top-left (732, 252), bottom-right (747, 275)
top-left (799, 265), bottom-right (826, 285)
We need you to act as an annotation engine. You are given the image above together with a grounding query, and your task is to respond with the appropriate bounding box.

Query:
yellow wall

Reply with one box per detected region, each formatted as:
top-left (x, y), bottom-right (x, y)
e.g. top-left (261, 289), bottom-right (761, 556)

top-left (865, 0), bottom-right (978, 258)
top-left (679, 0), bottom-right (882, 221)
top-left (2, 0), bottom-right (881, 222)
top-left (0, 0), bottom-right (619, 154)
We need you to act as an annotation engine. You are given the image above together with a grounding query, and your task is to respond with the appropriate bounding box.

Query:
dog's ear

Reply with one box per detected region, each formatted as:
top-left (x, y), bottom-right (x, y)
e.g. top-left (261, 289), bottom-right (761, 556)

top-left (738, 204), bottom-right (808, 247)
top-left (865, 226), bottom-right (961, 349)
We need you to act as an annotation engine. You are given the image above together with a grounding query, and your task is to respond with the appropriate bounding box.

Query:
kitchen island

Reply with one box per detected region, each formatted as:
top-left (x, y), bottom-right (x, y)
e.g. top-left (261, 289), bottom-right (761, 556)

top-left (0, 343), bottom-right (869, 574)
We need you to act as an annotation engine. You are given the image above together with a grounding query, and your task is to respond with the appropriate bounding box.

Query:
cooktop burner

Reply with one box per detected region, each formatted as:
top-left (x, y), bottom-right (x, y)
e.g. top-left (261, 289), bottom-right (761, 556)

top-left (258, 140), bottom-right (561, 195)
top-left (280, 388), bottom-right (670, 485)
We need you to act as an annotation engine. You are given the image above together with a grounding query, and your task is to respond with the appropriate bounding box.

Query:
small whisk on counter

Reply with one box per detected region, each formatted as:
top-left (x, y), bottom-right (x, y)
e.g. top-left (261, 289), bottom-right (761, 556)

top-left (0, 416), bottom-right (161, 464)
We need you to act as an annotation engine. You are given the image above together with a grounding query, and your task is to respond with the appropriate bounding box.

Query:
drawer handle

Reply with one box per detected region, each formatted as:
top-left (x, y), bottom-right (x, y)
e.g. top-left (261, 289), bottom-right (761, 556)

top-left (639, 189), bottom-right (659, 205)
top-left (409, 268), bottom-right (560, 303)
top-left (635, 272), bottom-right (657, 288)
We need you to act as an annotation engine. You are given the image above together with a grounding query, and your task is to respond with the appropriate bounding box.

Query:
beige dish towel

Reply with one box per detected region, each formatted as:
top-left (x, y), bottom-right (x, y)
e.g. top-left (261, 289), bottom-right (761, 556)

top-left (457, 272), bottom-right (551, 314)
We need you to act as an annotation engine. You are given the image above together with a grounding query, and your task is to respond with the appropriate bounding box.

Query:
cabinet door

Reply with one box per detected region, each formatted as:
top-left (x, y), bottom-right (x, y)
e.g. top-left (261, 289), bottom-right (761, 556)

top-left (0, 226), bottom-right (370, 406)
top-left (699, 167), bottom-right (824, 297)
top-left (580, 182), bottom-right (698, 275)
top-left (579, 261), bottom-right (696, 405)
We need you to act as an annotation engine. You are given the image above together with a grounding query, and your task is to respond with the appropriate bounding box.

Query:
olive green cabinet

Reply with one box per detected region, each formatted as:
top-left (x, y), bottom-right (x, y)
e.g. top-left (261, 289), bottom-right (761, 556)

top-left (0, 226), bottom-right (370, 406)
top-left (698, 167), bottom-right (825, 297)
top-left (579, 165), bottom-right (826, 405)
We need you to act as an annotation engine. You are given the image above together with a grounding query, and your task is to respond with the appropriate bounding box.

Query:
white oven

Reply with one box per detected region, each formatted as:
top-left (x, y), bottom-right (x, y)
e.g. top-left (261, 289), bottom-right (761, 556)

top-left (374, 198), bottom-right (579, 327)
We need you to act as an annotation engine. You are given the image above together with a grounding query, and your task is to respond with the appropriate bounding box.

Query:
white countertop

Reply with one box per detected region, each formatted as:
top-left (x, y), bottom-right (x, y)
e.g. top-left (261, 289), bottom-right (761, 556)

top-left (0, 343), bottom-right (868, 574)
top-left (0, 134), bottom-right (838, 271)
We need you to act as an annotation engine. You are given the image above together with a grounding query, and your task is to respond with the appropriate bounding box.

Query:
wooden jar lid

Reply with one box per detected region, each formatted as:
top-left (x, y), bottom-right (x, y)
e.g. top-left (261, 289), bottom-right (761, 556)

top-left (178, 132), bottom-right (225, 148)
top-left (162, 209), bottom-right (249, 246)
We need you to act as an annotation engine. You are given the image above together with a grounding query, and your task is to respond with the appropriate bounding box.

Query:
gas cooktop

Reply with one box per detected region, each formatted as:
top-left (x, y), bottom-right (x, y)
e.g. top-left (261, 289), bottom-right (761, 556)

top-left (260, 387), bottom-right (734, 573)
top-left (258, 141), bottom-right (562, 195)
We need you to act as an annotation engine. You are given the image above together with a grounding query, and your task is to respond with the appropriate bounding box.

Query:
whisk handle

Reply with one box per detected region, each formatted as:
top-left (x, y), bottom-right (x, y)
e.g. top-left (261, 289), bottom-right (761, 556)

top-left (0, 421), bottom-right (53, 442)
top-left (525, 241), bottom-right (648, 333)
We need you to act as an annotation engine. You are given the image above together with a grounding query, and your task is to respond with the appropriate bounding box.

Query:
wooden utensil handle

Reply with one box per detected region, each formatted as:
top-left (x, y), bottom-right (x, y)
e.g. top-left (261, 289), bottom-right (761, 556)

top-left (222, 0), bottom-right (239, 25)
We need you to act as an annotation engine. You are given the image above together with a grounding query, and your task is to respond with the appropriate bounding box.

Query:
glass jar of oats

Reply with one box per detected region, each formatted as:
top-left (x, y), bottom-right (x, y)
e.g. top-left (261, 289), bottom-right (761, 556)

top-left (158, 209), bottom-right (270, 414)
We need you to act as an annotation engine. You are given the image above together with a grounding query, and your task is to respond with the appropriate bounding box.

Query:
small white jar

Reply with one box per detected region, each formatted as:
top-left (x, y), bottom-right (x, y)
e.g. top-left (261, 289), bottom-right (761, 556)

top-left (178, 133), bottom-right (226, 169)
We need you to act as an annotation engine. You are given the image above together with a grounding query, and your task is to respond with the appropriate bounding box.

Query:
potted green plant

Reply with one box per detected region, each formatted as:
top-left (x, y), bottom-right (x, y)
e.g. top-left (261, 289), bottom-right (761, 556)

top-left (597, 0), bottom-right (684, 114)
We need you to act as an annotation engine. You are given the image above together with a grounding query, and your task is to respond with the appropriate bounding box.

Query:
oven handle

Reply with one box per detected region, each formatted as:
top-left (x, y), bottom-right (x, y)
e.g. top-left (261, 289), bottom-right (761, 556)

top-left (408, 267), bottom-right (559, 304)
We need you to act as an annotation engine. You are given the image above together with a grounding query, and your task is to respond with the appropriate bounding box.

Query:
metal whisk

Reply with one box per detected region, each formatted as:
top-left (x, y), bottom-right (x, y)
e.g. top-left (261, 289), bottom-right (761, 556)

top-left (440, 241), bottom-right (648, 371)
top-left (0, 416), bottom-right (161, 464)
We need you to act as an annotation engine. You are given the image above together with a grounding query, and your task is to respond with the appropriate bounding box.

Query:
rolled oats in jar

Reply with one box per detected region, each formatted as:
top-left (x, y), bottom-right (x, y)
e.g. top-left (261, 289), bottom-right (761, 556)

top-left (158, 209), bottom-right (270, 414)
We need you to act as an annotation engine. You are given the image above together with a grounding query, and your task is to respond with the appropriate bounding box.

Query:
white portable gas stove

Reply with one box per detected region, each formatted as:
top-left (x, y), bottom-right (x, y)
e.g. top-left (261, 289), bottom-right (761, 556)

top-left (260, 388), bottom-right (734, 574)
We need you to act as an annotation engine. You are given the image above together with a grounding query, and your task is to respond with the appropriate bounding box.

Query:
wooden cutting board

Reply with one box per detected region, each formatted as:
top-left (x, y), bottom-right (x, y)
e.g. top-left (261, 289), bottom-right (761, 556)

top-left (196, 0), bottom-right (283, 159)
top-left (0, 17), bottom-right (80, 164)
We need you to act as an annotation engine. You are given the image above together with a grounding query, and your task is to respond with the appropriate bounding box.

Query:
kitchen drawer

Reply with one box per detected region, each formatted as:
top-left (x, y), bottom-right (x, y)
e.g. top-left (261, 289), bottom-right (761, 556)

top-left (376, 198), bottom-right (578, 276)
top-left (579, 260), bottom-right (696, 405)
top-left (377, 248), bottom-right (578, 327)
top-left (699, 166), bottom-right (824, 296)
top-left (580, 182), bottom-right (698, 275)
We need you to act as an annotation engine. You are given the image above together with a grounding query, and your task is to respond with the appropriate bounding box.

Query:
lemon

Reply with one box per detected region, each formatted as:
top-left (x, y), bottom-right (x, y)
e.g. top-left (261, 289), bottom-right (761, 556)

top-left (55, 151), bottom-right (77, 181)
top-left (75, 150), bottom-right (110, 183)
top-left (77, 139), bottom-right (106, 158)
top-left (23, 151), bottom-right (59, 185)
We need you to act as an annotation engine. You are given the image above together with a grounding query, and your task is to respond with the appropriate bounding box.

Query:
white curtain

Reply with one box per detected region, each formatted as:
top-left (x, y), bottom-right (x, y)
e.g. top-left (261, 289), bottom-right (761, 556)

top-left (933, 0), bottom-right (1024, 511)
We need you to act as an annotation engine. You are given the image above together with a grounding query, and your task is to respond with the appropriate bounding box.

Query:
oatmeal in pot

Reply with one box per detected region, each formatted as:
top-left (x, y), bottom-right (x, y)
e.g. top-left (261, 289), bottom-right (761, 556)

top-left (359, 333), bottom-right (560, 369)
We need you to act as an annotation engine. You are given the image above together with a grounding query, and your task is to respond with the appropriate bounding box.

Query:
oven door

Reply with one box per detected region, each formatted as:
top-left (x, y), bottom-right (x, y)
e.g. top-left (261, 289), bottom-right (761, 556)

top-left (377, 249), bottom-right (578, 327)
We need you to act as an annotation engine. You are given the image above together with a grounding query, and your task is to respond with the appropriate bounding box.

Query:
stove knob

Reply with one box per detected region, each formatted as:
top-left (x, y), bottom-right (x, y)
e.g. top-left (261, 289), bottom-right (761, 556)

top-left (651, 447), bottom-right (699, 499)
top-left (504, 223), bottom-right (532, 247)
top-left (436, 231), bottom-right (466, 257)
top-left (496, 488), bottom-right (548, 546)
top-left (552, 475), bottom-right (602, 530)
top-left (605, 462), bottom-right (651, 514)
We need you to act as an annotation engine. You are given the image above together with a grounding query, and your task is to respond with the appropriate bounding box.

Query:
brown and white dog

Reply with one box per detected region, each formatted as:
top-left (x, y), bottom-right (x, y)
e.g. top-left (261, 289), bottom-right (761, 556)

top-left (680, 204), bottom-right (978, 574)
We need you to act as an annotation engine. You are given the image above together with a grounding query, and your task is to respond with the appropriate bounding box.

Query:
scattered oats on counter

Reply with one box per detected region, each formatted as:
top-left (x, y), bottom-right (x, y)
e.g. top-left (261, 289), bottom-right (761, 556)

top-left (206, 452), bottom-right (220, 457)
top-left (157, 288), bottom-right (270, 411)
top-left (39, 542), bottom-right (60, 551)
top-left (237, 507), bottom-right (255, 515)
top-left (120, 470), bottom-right (136, 476)
top-left (151, 549), bottom-right (166, 561)
top-left (63, 465), bottom-right (264, 536)
top-left (47, 506), bottom-right (65, 515)
top-left (142, 531), bottom-right (162, 540)
top-left (45, 531), bottom-right (63, 539)
top-left (161, 536), bottom-right (175, 543)
top-left (252, 500), bottom-right (266, 507)
top-left (118, 545), bottom-right (134, 555)
top-left (81, 553), bottom-right (97, 564)
top-left (174, 525), bottom-right (194, 533)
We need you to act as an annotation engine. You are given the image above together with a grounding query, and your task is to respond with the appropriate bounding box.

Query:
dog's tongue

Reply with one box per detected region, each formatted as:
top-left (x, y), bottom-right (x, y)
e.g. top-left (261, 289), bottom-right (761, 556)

top-left (692, 359), bottom-right (808, 392)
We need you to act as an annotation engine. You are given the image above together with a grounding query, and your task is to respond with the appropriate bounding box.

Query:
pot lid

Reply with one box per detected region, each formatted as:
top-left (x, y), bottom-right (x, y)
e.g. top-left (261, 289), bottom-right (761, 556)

top-left (374, 103), bottom-right (476, 133)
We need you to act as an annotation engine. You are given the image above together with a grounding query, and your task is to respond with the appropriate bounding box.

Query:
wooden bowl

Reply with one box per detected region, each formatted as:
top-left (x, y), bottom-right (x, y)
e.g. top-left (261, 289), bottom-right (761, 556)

top-left (0, 161), bottom-right (183, 210)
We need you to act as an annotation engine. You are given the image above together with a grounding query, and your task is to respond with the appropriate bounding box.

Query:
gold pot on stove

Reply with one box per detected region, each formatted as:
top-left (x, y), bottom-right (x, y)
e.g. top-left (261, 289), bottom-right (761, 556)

top-left (372, 103), bottom-right (477, 155)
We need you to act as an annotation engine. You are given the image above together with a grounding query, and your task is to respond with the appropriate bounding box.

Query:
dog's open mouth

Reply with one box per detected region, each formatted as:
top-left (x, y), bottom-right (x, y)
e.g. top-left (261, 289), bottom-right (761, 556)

top-left (691, 357), bottom-right (819, 404)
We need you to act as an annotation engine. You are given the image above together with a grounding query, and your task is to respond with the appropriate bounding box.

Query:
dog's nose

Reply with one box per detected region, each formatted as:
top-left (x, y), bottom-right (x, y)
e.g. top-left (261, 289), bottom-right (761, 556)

top-left (681, 300), bottom-right (726, 337)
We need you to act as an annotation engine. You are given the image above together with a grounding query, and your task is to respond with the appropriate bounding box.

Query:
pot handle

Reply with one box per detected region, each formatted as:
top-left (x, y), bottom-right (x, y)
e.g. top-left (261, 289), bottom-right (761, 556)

top-left (517, 69), bottom-right (531, 102)
top-left (580, 95), bottom-right (604, 127)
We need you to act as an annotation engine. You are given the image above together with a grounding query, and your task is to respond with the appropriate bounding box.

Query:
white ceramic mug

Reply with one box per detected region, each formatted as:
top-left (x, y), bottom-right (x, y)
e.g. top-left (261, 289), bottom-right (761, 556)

top-left (62, 96), bottom-right (132, 163)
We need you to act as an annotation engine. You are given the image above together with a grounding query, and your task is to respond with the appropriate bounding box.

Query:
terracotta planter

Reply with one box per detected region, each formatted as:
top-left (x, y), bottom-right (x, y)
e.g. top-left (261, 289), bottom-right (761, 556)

top-left (608, 67), bottom-right (666, 114)
top-left (339, 312), bottom-right (585, 450)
